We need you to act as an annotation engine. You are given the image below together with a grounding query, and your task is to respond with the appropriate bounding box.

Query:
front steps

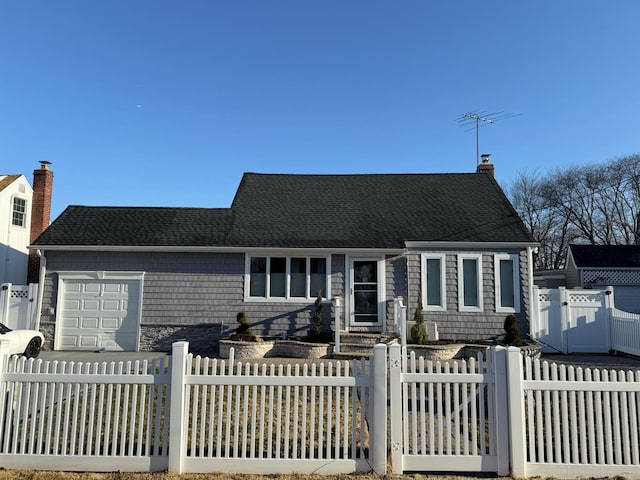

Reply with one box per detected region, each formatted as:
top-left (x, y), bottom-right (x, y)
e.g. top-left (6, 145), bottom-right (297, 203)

top-left (332, 332), bottom-right (399, 360)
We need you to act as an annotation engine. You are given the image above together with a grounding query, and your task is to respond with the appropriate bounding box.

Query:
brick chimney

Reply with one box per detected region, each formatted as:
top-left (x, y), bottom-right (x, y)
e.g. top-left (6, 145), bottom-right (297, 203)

top-left (476, 153), bottom-right (495, 176)
top-left (27, 161), bottom-right (54, 284)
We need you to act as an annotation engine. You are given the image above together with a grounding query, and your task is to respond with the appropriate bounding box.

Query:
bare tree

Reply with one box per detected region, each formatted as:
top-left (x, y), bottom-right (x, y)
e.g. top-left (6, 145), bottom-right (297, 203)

top-left (507, 154), bottom-right (640, 270)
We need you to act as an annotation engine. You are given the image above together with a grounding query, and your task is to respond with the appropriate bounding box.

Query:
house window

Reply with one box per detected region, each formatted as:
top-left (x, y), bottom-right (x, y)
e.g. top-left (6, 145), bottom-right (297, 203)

top-left (421, 253), bottom-right (446, 310)
top-left (12, 197), bottom-right (27, 227)
top-left (495, 254), bottom-right (520, 313)
top-left (246, 255), bottom-right (330, 300)
top-left (458, 254), bottom-right (483, 312)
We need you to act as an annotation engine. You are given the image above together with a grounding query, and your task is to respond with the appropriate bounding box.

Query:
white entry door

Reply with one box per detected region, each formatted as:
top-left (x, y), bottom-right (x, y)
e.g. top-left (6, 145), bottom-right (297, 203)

top-left (56, 273), bottom-right (144, 351)
top-left (348, 258), bottom-right (384, 329)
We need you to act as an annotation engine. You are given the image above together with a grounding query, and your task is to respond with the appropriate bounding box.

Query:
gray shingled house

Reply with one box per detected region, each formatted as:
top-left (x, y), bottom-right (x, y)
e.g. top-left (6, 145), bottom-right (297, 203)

top-left (31, 165), bottom-right (537, 352)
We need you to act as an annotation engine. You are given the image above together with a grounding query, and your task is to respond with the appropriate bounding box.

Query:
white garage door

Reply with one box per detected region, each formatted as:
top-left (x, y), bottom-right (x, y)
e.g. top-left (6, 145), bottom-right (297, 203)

top-left (612, 286), bottom-right (640, 314)
top-left (57, 273), bottom-right (144, 351)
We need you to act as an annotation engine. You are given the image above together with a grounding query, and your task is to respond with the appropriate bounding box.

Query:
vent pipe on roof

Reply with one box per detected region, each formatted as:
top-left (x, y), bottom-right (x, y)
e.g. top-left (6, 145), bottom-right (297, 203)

top-left (476, 153), bottom-right (495, 176)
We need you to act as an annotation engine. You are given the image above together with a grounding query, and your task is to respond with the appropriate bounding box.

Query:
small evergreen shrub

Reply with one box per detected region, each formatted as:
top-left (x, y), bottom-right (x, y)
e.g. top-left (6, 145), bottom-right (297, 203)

top-left (308, 291), bottom-right (324, 340)
top-left (236, 310), bottom-right (250, 335)
top-left (410, 292), bottom-right (429, 345)
top-left (503, 313), bottom-right (523, 345)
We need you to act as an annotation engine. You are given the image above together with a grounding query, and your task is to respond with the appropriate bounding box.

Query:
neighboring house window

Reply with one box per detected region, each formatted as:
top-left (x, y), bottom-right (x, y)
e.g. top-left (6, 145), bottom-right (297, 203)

top-left (421, 253), bottom-right (446, 310)
top-left (12, 197), bottom-right (27, 227)
top-left (495, 253), bottom-right (520, 313)
top-left (246, 255), bottom-right (330, 300)
top-left (458, 254), bottom-right (483, 312)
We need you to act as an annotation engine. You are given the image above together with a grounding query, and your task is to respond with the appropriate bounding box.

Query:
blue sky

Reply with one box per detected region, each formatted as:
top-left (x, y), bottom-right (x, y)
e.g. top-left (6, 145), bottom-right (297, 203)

top-left (2, 1), bottom-right (639, 219)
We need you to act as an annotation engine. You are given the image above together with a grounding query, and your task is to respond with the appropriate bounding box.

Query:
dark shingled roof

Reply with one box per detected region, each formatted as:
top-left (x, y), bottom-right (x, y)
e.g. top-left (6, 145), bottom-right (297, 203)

top-left (34, 207), bottom-right (233, 246)
top-left (33, 172), bottom-right (534, 248)
top-left (569, 244), bottom-right (640, 269)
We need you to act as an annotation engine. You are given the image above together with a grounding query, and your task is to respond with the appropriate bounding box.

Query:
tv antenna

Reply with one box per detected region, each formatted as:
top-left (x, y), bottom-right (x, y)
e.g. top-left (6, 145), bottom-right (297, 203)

top-left (458, 111), bottom-right (520, 166)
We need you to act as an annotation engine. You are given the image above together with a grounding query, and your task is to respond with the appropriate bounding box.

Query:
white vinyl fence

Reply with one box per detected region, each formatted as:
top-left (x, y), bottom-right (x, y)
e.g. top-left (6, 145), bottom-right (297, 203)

top-left (0, 341), bottom-right (387, 475)
top-left (507, 348), bottom-right (640, 479)
top-left (532, 286), bottom-right (640, 356)
top-left (0, 284), bottom-right (39, 330)
top-left (0, 340), bottom-right (639, 478)
top-left (610, 308), bottom-right (640, 357)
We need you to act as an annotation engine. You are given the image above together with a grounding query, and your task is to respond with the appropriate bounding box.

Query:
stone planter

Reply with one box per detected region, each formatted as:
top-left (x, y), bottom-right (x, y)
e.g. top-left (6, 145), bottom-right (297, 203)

top-left (218, 339), bottom-right (275, 360)
top-left (405, 343), bottom-right (466, 362)
top-left (219, 339), bottom-right (333, 359)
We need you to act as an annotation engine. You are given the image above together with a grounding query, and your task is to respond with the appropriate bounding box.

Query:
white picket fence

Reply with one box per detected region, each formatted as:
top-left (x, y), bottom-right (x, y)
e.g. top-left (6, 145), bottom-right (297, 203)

top-left (610, 308), bottom-right (640, 357)
top-left (0, 340), bottom-right (639, 478)
top-left (0, 341), bottom-right (387, 475)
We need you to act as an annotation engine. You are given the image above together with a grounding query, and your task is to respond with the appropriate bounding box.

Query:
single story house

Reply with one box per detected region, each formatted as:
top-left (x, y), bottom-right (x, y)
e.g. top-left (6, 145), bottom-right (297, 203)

top-left (566, 244), bottom-right (640, 314)
top-left (31, 163), bottom-right (537, 352)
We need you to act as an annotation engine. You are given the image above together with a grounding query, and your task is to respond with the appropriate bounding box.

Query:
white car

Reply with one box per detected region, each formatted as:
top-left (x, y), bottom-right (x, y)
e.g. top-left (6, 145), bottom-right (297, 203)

top-left (0, 323), bottom-right (44, 358)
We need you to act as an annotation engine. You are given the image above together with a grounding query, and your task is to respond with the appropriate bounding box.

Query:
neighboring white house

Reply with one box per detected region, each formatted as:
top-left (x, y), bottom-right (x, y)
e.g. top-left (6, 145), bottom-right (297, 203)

top-left (0, 174), bottom-right (33, 285)
top-left (0, 161), bottom-right (54, 286)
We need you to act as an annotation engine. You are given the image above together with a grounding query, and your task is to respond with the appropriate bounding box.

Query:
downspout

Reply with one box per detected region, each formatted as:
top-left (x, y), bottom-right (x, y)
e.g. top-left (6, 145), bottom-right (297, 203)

top-left (527, 246), bottom-right (536, 338)
top-left (35, 249), bottom-right (46, 332)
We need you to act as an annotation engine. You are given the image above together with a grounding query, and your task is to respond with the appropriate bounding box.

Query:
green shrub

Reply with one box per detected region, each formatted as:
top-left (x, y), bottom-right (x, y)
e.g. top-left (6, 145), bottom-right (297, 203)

top-left (236, 310), bottom-right (250, 335)
top-left (308, 291), bottom-right (324, 340)
top-left (410, 293), bottom-right (429, 345)
top-left (503, 313), bottom-right (523, 345)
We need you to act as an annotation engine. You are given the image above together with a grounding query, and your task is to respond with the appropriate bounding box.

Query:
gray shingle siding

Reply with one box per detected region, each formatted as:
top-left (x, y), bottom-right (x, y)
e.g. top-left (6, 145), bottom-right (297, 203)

top-left (405, 248), bottom-right (530, 341)
top-left (41, 251), bottom-right (343, 349)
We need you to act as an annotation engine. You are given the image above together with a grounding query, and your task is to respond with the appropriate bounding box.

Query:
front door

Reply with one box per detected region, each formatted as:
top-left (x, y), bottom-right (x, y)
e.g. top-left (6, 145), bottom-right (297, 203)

top-left (349, 259), bottom-right (383, 328)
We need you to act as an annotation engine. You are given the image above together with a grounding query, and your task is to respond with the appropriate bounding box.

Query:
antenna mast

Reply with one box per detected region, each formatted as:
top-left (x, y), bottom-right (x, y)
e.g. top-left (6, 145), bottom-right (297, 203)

top-left (458, 111), bottom-right (520, 166)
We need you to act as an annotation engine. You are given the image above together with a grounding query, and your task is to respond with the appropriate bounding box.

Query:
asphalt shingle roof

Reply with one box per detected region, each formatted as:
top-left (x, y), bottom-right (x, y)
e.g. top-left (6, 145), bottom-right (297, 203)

top-left (33, 172), bottom-right (534, 248)
top-left (569, 244), bottom-right (640, 269)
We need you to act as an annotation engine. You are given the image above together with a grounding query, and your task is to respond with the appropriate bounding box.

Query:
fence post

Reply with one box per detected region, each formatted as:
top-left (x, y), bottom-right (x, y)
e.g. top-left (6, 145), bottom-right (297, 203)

top-left (333, 296), bottom-right (342, 353)
top-left (0, 284), bottom-right (10, 326)
top-left (559, 287), bottom-right (569, 353)
top-left (371, 343), bottom-right (387, 475)
top-left (492, 346), bottom-right (510, 476)
top-left (506, 346), bottom-right (526, 478)
top-left (605, 285), bottom-right (614, 351)
top-left (389, 343), bottom-right (403, 474)
top-left (168, 341), bottom-right (189, 474)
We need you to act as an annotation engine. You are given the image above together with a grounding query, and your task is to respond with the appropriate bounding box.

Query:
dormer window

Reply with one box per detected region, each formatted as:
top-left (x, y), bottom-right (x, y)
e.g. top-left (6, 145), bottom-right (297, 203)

top-left (12, 198), bottom-right (27, 227)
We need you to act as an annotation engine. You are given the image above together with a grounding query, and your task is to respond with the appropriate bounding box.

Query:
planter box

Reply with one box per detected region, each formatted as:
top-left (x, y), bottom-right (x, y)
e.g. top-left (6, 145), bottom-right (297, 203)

top-left (219, 339), bottom-right (333, 360)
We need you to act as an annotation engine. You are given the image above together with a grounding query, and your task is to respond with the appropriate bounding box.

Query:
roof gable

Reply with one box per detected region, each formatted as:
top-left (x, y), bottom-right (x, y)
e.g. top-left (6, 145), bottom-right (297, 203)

top-left (0, 174), bottom-right (22, 193)
top-left (569, 244), bottom-right (640, 269)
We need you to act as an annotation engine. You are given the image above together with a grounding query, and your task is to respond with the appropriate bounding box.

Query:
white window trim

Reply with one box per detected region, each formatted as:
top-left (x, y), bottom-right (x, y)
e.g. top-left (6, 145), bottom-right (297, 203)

top-left (421, 253), bottom-right (446, 311)
top-left (494, 253), bottom-right (521, 313)
top-left (11, 196), bottom-right (27, 228)
top-left (244, 254), bottom-right (332, 302)
top-left (457, 254), bottom-right (484, 312)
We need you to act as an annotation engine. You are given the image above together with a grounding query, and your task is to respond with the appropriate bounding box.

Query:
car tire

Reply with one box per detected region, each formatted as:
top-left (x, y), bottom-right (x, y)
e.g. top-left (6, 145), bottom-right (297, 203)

top-left (24, 337), bottom-right (42, 358)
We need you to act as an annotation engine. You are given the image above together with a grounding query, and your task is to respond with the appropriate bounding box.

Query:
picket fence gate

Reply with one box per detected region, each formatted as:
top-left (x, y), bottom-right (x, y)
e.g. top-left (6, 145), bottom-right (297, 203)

top-left (0, 340), bottom-right (640, 478)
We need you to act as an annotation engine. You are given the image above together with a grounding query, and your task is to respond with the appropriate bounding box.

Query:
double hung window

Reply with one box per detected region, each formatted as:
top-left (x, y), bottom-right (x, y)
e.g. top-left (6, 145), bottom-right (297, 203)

top-left (12, 197), bottom-right (26, 227)
top-left (458, 254), bottom-right (483, 312)
top-left (495, 254), bottom-right (520, 312)
top-left (421, 254), bottom-right (446, 310)
top-left (247, 255), bottom-right (329, 300)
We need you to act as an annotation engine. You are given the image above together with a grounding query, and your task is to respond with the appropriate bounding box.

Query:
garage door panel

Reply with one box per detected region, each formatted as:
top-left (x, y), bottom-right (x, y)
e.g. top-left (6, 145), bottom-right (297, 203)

top-left (79, 336), bottom-right (99, 347)
top-left (59, 277), bottom-right (141, 351)
top-left (80, 317), bottom-right (99, 329)
top-left (83, 283), bottom-right (101, 294)
top-left (101, 300), bottom-right (122, 311)
top-left (101, 317), bottom-right (122, 329)
top-left (59, 336), bottom-right (79, 348)
top-left (82, 299), bottom-right (101, 311)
